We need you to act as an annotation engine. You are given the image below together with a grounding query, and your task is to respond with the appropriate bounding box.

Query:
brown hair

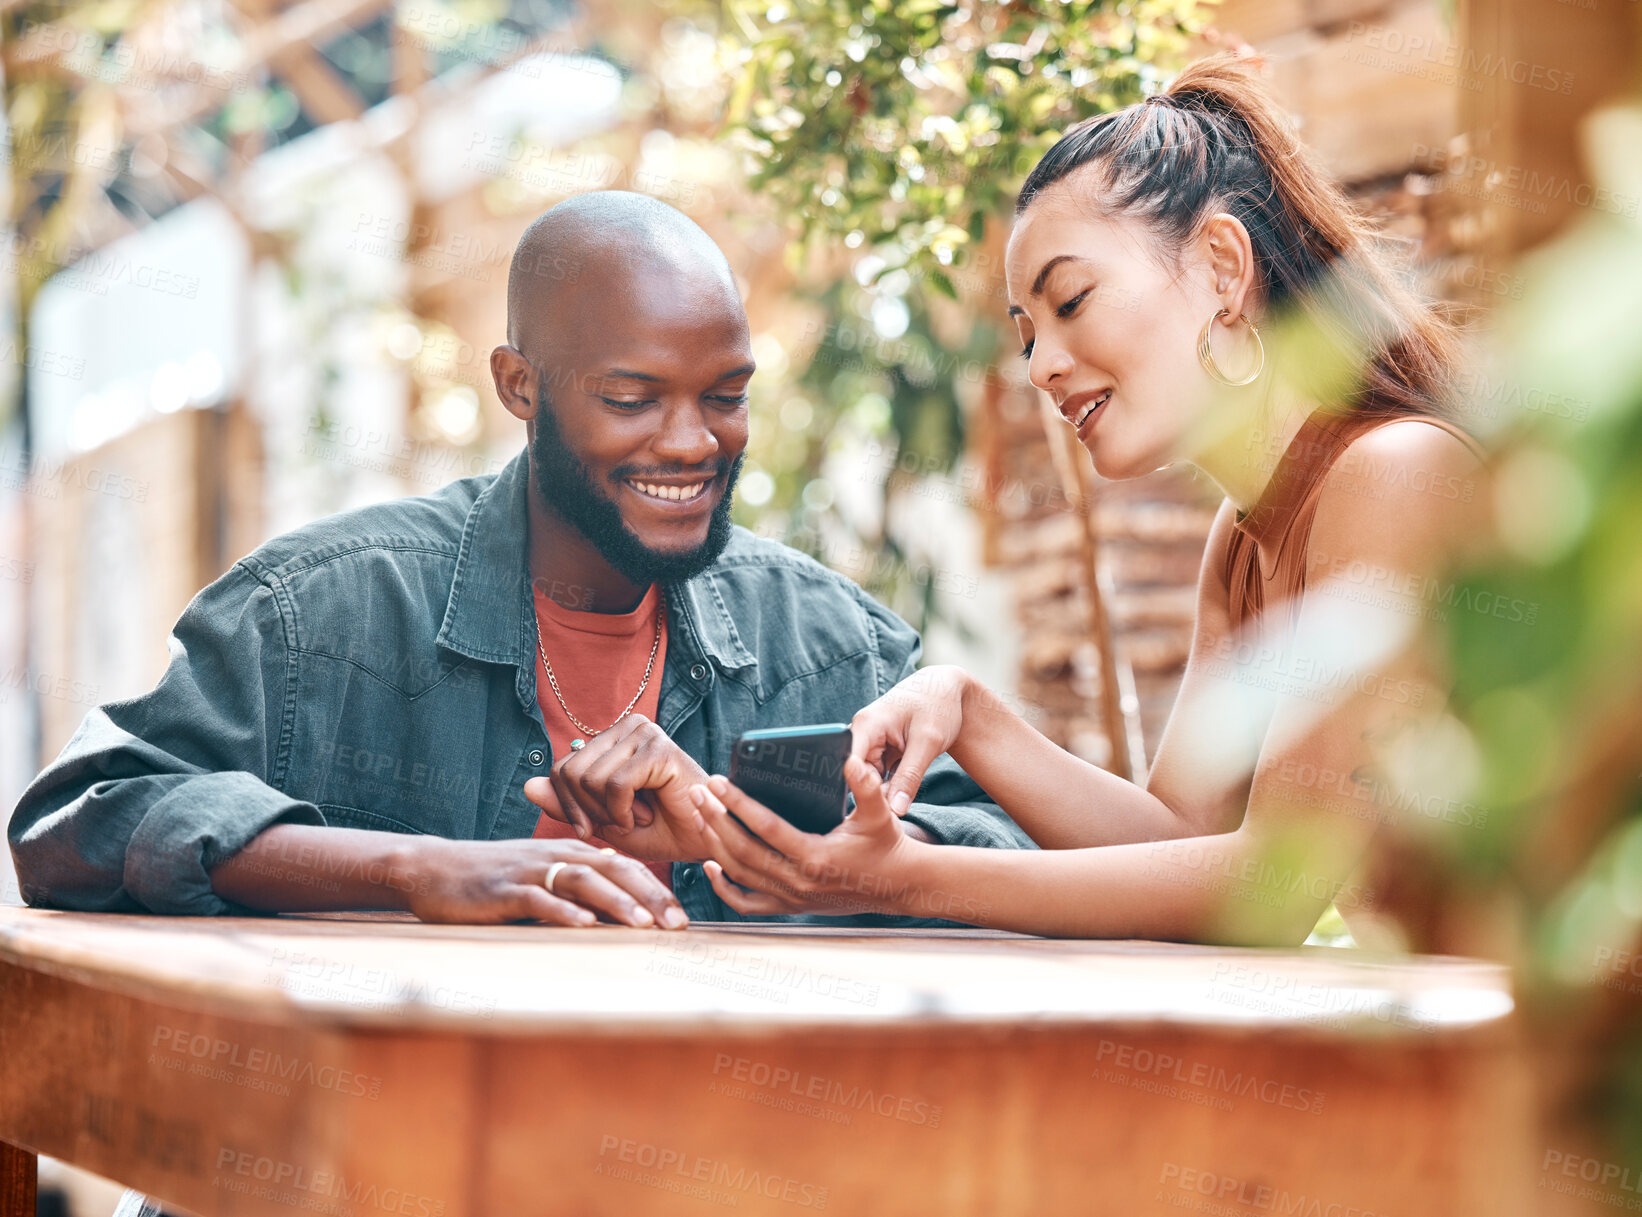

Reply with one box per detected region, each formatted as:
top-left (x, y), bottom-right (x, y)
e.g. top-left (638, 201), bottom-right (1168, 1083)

top-left (1016, 53), bottom-right (1460, 425)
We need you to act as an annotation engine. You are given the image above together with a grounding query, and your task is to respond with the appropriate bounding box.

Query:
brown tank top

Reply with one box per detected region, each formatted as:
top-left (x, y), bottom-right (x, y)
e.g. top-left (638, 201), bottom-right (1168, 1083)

top-left (1225, 408), bottom-right (1482, 638)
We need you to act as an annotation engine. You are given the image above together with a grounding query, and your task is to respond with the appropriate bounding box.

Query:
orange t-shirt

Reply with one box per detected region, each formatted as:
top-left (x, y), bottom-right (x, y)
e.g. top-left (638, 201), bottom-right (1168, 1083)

top-left (530, 581), bottom-right (672, 890)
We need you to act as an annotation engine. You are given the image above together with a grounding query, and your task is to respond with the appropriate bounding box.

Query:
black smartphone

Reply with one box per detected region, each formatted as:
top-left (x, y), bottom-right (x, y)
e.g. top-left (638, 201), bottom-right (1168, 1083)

top-left (728, 724), bottom-right (853, 834)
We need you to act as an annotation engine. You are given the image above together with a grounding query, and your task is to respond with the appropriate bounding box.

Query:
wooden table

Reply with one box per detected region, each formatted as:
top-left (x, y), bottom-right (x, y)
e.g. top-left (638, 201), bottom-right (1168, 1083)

top-left (0, 907), bottom-right (1533, 1216)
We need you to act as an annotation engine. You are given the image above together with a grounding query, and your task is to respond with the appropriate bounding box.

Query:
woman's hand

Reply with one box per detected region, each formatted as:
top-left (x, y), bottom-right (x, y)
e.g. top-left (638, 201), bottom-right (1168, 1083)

top-left (688, 756), bottom-right (929, 917)
top-left (848, 665), bottom-right (973, 815)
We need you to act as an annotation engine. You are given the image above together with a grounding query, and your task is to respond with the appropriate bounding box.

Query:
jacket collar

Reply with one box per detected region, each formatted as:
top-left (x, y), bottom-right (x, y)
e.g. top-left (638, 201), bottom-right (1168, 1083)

top-left (437, 447), bottom-right (757, 708)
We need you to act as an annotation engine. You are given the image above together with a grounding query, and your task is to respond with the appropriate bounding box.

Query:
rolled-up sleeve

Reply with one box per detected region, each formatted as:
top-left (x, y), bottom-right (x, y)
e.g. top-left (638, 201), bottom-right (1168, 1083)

top-left (8, 561), bottom-right (325, 915)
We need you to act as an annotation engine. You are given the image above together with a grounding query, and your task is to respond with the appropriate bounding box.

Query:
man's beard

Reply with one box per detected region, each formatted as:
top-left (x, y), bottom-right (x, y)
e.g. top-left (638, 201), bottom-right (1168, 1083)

top-left (529, 381), bottom-right (742, 587)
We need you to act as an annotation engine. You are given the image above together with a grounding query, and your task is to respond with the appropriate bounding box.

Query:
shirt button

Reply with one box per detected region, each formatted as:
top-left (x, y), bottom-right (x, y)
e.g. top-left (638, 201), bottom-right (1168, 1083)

top-left (528, 749), bottom-right (546, 767)
top-left (689, 663), bottom-right (708, 681)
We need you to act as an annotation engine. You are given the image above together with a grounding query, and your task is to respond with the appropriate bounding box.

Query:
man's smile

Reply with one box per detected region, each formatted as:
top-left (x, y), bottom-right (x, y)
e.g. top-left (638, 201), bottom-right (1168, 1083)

top-left (620, 469), bottom-right (712, 499)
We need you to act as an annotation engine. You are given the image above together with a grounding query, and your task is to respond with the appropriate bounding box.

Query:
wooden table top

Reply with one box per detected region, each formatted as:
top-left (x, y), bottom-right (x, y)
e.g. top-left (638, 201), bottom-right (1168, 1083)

top-left (0, 906), bottom-right (1513, 1037)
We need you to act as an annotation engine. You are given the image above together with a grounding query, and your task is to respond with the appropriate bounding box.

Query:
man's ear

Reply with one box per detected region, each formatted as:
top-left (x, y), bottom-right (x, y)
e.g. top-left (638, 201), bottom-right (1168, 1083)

top-left (491, 345), bottom-right (535, 421)
top-left (1201, 212), bottom-right (1259, 322)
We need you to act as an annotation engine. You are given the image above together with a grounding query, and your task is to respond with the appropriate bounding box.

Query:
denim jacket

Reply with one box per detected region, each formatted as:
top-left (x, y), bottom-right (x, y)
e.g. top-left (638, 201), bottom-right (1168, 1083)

top-left (9, 446), bottom-right (1031, 923)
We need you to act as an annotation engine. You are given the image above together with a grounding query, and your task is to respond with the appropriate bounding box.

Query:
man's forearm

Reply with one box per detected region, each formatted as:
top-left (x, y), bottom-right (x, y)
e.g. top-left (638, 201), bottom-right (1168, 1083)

top-left (209, 825), bottom-right (424, 912)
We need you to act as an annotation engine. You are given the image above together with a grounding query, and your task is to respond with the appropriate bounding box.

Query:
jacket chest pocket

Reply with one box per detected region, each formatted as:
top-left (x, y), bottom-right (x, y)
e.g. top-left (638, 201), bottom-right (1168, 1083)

top-left (290, 653), bottom-right (499, 838)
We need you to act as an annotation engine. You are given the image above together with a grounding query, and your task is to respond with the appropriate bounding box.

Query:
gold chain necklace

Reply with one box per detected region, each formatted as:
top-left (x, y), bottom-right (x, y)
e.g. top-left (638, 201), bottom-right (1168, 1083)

top-left (535, 587), bottom-right (664, 751)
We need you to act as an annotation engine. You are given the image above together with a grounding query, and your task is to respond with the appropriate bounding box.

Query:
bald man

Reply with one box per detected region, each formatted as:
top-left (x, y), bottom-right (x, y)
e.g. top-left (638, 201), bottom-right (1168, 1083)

top-left (10, 192), bottom-right (1031, 928)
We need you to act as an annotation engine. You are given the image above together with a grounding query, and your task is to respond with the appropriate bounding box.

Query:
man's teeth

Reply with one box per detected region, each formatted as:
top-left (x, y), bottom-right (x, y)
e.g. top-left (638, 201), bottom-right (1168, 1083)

top-left (631, 480), bottom-right (710, 502)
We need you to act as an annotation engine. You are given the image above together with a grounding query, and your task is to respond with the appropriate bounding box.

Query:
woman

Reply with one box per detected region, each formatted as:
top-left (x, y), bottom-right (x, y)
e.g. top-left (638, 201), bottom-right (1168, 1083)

top-left (687, 54), bottom-right (1485, 944)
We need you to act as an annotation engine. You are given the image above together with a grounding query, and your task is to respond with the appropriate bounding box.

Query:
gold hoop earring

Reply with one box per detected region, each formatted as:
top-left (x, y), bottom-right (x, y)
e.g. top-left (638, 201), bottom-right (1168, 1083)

top-left (1197, 309), bottom-right (1263, 387)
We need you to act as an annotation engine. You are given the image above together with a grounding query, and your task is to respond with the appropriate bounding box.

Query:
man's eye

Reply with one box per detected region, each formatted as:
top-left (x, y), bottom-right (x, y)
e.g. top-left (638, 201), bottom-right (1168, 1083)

top-left (1056, 289), bottom-right (1091, 318)
top-left (708, 394), bottom-right (749, 405)
top-left (599, 397), bottom-right (653, 410)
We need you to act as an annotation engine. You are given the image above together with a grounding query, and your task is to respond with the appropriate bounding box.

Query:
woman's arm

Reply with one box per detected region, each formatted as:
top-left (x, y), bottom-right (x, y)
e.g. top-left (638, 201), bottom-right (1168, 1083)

top-left (694, 760), bottom-right (1338, 944)
top-left (891, 826), bottom-right (1330, 944)
top-left (942, 679), bottom-right (1195, 847)
top-left (698, 613), bottom-right (1404, 942)
top-left (853, 502), bottom-right (1244, 850)
top-left (914, 427), bottom-right (1474, 938)
top-left (697, 424), bottom-right (1478, 943)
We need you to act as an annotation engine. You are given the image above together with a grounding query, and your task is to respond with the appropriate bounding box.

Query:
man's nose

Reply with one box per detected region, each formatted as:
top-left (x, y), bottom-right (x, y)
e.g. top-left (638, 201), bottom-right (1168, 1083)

top-left (652, 401), bottom-right (719, 466)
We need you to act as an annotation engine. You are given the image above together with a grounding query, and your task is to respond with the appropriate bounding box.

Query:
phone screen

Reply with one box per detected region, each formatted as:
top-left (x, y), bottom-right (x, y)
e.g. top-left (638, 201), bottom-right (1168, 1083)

top-left (728, 724), bottom-right (853, 834)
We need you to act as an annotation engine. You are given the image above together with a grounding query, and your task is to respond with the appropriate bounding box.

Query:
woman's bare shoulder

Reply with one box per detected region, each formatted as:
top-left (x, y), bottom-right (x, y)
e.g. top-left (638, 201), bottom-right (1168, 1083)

top-left (1310, 418), bottom-right (1485, 573)
top-left (1329, 418), bottom-right (1482, 505)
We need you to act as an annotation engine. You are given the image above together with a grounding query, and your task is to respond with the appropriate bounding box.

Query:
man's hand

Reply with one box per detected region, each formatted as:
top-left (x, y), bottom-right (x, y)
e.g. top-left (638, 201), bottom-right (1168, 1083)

top-left (523, 715), bottom-right (717, 862)
top-left (403, 836), bottom-right (688, 927)
top-left (210, 824), bottom-right (688, 928)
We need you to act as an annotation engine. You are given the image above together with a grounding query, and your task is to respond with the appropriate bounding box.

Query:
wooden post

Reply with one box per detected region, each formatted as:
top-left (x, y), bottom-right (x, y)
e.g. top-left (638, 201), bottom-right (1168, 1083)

top-left (0, 1140), bottom-right (36, 1217)
top-left (974, 371), bottom-right (1007, 567)
top-left (1036, 390), bottom-right (1134, 779)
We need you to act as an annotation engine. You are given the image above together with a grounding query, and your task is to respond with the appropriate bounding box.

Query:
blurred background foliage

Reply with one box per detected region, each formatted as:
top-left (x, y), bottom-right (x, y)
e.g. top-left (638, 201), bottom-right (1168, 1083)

top-left (720, 0), bottom-right (1206, 293)
top-left (1440, 102), bottom-right (1642, 978)
top-left (1489, 103), bottom-right (1642, 1162)
top-left (710, 0), bottom-right (1209, 624)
